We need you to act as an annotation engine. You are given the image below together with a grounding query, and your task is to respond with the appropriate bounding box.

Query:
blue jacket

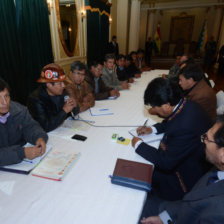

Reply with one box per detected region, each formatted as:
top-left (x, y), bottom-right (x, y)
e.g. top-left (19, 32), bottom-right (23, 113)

top-left (0, 101), bottom-right (48, 166)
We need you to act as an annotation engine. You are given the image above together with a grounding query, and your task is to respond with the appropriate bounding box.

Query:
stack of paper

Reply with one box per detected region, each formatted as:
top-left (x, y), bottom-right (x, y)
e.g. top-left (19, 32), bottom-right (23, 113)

top-left (89, 107), bottom-right (113, 116)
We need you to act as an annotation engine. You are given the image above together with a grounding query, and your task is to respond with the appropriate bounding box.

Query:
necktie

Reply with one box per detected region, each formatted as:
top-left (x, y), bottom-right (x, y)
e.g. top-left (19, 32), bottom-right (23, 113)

top-left (207, 171), bottom-right (218, 185)
top-left (0, 112), bottom-right (10, 124)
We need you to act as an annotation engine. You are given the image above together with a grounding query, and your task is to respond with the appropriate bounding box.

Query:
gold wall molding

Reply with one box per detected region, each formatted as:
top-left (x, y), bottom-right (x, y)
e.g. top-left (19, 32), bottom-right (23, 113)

top-left (85, 6), bottom-right (110, 18)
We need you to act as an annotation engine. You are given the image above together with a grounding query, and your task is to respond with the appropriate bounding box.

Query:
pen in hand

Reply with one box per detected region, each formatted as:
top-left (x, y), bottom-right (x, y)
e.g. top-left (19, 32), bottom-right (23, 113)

top-left (137, 119), bottom-right (148, 136)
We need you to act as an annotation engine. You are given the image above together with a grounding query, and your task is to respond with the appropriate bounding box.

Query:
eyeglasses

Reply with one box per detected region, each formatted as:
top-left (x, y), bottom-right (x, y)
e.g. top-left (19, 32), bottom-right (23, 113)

top-left (201, 133), bottom-right (216, 144)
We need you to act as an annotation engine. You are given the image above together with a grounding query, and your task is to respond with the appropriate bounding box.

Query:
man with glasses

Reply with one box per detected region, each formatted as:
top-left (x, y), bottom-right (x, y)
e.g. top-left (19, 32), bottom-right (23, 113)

top-left (65, 61), bottom-right (95, 112)
top-left (131, 78), bottom-right (212, 220)
top-left (140, 115), bottom-right (224, 224)
top-left (28, 63), bottom-right (79, 132)
top-left (86, 60), bottom-right (120, 100)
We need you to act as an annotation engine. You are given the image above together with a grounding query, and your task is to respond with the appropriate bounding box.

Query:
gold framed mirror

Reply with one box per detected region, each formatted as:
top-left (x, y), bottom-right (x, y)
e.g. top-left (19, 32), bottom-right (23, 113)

top-left (56, 0), bottom-right (78, 57)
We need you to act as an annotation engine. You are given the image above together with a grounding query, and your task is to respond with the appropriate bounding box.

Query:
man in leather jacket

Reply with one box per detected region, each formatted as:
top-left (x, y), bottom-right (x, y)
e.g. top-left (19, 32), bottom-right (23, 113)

top-left (28, 63), bottom-right (79, 132)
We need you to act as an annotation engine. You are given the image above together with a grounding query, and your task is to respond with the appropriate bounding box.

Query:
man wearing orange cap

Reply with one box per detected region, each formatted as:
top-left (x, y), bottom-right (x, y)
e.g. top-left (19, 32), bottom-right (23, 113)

top-left (28, 63), bottom-right (79, 132)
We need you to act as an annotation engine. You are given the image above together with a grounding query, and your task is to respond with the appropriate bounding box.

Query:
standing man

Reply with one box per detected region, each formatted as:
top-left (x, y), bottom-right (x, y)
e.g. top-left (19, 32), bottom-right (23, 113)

top-left (28, 63), bottom-right (78, 132)
top-left (102, 54), bottom-right (129, 91)
top-left (145, 37), bottom-right (153, 66)
top-left (0, 79), bottom-right (48, 166)
top-left (141, 115), bottom-right (224, 224)
top-left (203, 36), bottom-right (217, 72)
top-left (218, 44), bottom-right (224, 76)
top-left (106, 35), bottom-right (119, 57)
top-left (132, 78), bottom-right (212, 205)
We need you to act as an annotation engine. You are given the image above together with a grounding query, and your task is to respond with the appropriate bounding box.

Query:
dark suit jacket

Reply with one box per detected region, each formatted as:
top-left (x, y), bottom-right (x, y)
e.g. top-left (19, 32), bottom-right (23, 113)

top-left (107, 41), bottom-right (119, 56)
top-left (136, 99), bottom-right (212, 200)
top-left (85, 71), bottom-right (113, 100)
top-left (161, 171), bottom-right (224, 224)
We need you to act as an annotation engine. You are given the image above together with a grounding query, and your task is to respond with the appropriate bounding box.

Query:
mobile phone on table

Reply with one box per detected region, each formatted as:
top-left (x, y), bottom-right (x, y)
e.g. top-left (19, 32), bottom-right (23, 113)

top-left (71, 134), bottom-right (87, 141)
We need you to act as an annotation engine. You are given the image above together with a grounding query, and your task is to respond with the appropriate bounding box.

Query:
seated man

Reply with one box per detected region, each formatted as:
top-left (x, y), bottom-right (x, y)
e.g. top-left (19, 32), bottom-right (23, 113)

top-left (136, 49), bottom-right (151, 72)
top-left (86, 60), bottom-right (120, 100)
top-left (65, 61), bottom-right (95, 112)
top-left (125, 55), bottom-right (141, 78)
top-left (0, 79), bottom-right (48, 166)
top-left (28, 63), bottom-right (78, 132)
top-left (132, 78), bottom-right (212, 202)
top-left (179, 63), bottom-right (216, 122)
top-left (166, 53), bottom-right (182, 81)
top-left (116, 54), bottom-right (134, 83)
top-left (102, 54), bottom-right (129, 91)
top-left (141, 115), bottom-right (224, 224)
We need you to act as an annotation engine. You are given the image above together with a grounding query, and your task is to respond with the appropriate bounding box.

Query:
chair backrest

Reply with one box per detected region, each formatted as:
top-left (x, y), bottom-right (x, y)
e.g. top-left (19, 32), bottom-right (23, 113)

top-left (216, 90), bottom-right (224, 108)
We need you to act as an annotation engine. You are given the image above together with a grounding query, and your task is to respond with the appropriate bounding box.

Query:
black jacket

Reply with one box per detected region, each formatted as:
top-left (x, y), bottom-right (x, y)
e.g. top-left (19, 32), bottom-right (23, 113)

top-left (136, 99), bottom-right (212, 200)
top-left (27, 86), bottom-right (79, 132)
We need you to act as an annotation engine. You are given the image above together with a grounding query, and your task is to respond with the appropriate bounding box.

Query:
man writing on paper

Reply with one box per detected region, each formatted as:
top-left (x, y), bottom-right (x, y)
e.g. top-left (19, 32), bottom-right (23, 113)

top-left (140, 115), bottom-right (224, 224)
top-left (131, 78), bottom-right (212, 218)
top-left (0, 79), bottom-right (48, 166)
top-left (28, 63), bottom-right (79, 132)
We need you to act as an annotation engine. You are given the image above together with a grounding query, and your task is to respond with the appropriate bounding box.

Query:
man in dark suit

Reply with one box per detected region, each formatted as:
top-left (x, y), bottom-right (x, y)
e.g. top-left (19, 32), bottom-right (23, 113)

top-left (140, 115), bottom-right (224, 224)
top-left (132, 78), bottom-right (212, 203)
top-left (106, 35), bottom-right (119, 57)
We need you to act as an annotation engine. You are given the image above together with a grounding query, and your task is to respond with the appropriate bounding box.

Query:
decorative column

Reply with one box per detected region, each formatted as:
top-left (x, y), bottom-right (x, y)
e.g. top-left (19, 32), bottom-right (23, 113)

top-left (128, 0), bottom-right (141, 52)
top-left (212, 7), bottom-right (223, 41)
top-left (218, 10), bottom-right (224, 52)
top-left (116, 0), bottom-right (129, 54)
top-left (147, 10), bottom-right (155, 39)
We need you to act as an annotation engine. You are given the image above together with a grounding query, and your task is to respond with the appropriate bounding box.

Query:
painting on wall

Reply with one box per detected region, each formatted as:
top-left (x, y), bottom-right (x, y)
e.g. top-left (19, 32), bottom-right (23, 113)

top-left (169, 15), bottom-right (195, 43)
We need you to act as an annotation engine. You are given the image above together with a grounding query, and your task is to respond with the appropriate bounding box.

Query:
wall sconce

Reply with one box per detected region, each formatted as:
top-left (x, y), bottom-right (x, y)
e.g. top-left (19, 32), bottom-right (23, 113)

top-left (81, 9), bottom-right (86, 22)
top-left (46, 0), bottom-right (53, 15)
top-left (109, 17), bottom-right (112, 24)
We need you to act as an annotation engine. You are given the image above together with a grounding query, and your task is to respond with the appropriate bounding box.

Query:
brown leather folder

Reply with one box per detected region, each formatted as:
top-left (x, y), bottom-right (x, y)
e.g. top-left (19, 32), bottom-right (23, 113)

top-left (111, 158), bottom-right (153, 191)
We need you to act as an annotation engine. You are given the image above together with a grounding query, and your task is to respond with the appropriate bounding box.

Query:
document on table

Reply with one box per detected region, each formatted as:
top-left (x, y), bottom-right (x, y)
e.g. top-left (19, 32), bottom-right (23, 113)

top-left (89, 107), bottom-right (114, 116)
top-left (129, 129), bottom-right (164, 149)
top-left (31, 151), bottom-right (80, 181)
top-left (0, 143), bottom-right (52, 174)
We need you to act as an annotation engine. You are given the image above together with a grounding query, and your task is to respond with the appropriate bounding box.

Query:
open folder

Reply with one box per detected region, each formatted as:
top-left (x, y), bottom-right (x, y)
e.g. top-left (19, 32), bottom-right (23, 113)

top-left (0, 143), bottom-right (52, 174)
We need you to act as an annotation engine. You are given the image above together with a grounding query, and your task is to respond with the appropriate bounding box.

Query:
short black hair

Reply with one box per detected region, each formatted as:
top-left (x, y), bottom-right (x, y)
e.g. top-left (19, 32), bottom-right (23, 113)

top-left (129, 51), bottom-right (137, 57)
top-left (104, 54), bottom-right (115, 62)
top-left (112, 35), bottom-right (117, 40)
top-left (88, 60), bottom-right (103, 68)
top-left (125, 55), bottom-right (132, 62)
top-left (214, 115), bottom-right (224, 148)
top-left (70, 61), bottom-right (87, 72)
top-left (0, 78), bottom-right (10, 93)
top-left (179, 63), bottom-right (203, 82)
top-left (116, 54), bottom-right (125, 61)
top-left (137, 48), bottom-right (145, 54)
top-left (144, 77), bottom-right (182, 107)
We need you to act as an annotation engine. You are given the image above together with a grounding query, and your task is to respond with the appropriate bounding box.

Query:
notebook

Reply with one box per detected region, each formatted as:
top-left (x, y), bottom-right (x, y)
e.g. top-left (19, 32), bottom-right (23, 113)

top-left (0, 143), bottom-right (52, 174)
top-left (31, 151), bottom-right (80, 181)
top-left (89, 107), bottom-right (114, 116)
top-left (110, 158), bottom-right (153, 191)
top-left (129, 128), bottom-right (164, 149)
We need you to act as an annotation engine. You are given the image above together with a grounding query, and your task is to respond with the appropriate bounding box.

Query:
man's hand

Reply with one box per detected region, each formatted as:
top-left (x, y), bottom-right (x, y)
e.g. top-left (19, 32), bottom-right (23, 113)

top-left (63, 97), bottom-right (77, 113)
top-left (137, 126), bottom-right (152, 136)
top-left (135, 74), bottom-right (141, 78)
top-left (36, 137), bottom-right (46, 155)
top-left (110, 89), bottom-right (120, 97)
top-left (131, 137), bottom-right (142, 147)
top-left (122, 81), bottom-right (130, 89)
top-left (24, 146), bottom-right (42, 160)
top-left (141, 216), bottom-right (163, 224)
top-left (129, 78), bottom-right (134, 83)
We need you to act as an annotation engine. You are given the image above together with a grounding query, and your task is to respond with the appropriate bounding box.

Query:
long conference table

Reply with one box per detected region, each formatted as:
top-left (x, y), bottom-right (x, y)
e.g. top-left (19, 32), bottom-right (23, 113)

top-left (0, 70), bottom-right (166, 224)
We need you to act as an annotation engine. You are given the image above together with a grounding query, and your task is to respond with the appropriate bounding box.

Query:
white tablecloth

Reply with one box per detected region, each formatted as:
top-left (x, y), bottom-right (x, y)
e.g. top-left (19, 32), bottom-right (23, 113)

top-left (0, 70), bottom-right (167, 224)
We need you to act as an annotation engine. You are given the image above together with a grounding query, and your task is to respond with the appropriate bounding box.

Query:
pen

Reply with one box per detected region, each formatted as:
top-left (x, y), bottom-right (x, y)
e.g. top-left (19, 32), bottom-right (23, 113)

top-left (128, 131), bottom-right (135, 137)
top-left (138, 119), bottom-right (148, 136)
top-left (99, 109), bottom-right (109, 111)
top-left (23, 159), bottom-right (33, 163)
